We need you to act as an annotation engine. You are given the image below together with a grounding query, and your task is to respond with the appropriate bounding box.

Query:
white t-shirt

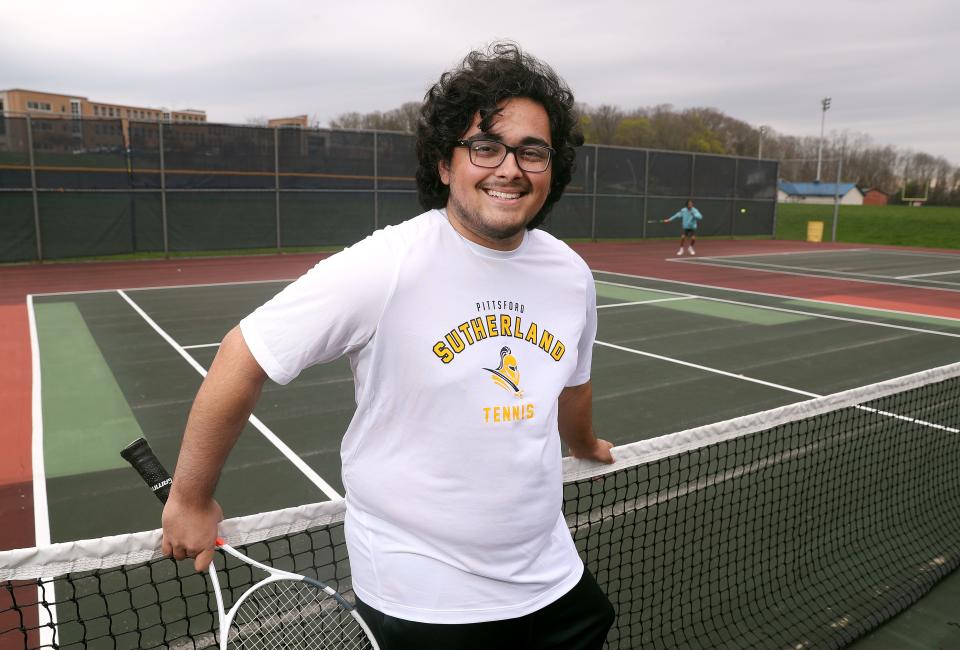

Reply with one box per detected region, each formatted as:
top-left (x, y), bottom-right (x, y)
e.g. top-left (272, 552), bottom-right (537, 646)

top-left (240, 209), bottom-right (598, 623)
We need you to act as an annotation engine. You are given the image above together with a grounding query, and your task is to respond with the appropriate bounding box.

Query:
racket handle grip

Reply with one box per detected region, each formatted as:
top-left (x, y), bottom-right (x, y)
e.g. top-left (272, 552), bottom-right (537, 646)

top-left (121, 437), bottom-right (173, 504)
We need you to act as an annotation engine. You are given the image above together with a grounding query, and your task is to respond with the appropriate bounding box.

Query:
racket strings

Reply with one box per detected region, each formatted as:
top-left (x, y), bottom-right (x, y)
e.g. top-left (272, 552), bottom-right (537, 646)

top-left (230, 580), bottom-right (373, 649)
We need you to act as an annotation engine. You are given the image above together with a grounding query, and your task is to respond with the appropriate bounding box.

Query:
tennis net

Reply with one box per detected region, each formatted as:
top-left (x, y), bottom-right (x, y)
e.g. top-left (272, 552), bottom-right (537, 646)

top-left (2, 362), bottom-right (959, 649)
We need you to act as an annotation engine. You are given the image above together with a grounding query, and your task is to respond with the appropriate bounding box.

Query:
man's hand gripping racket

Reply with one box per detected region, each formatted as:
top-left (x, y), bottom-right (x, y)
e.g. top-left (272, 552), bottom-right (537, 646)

top-left (121, 437), bottom-right (379, 650)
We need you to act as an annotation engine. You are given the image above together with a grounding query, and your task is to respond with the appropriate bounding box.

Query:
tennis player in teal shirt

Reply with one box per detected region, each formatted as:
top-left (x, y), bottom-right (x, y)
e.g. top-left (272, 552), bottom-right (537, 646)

top-left (663, 199), bottom-right (703, 255)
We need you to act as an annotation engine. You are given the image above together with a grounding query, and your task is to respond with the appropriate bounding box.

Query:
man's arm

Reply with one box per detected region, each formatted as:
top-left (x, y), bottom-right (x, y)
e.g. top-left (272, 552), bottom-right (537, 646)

top-left (161, 325), bottom-right (268, 572)
top-left (558, 381), bottom-right (614, 463)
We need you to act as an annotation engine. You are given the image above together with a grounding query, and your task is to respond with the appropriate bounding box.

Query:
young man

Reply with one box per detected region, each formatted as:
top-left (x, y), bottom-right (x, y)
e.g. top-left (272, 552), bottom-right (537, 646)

top-left (663, 199), bottom-right (703, 255)
top-left (161, 43), bottom-right (615, 649)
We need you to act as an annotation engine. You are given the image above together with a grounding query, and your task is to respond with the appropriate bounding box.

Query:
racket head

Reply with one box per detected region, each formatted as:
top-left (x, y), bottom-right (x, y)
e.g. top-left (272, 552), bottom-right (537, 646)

top-left (225, 575), bottom-right (376, 649)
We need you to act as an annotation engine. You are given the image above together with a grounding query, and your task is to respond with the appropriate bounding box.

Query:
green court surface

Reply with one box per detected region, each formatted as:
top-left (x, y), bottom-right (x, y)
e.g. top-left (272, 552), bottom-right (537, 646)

top-left (671, 248), bottom-right (960, 290)
top-left (32, 273), bottom-right (960, 542)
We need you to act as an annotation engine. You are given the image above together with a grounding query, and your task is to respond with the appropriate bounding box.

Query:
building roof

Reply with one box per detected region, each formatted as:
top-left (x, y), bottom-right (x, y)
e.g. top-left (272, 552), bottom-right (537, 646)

top-left (778, 181), bottom-right (859, 197)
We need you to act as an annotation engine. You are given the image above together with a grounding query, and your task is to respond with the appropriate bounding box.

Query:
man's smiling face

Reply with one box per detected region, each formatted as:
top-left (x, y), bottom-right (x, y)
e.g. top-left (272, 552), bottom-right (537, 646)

top-left (439, 97), bottom-right (552, 251)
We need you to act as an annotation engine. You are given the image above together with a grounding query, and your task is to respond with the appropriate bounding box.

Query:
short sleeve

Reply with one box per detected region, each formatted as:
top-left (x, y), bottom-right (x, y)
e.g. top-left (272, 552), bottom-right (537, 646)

top-left (240, 230), bottom-right (401, 385)
top-left (566, 265), bottom-right (596, 387)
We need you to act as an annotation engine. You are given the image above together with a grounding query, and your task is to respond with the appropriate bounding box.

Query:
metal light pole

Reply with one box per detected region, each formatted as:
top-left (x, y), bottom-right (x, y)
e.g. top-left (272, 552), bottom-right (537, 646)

top-left (758, 125), bottom-right (768, 159)
top-left (815, 97), bottom-right (831, 182)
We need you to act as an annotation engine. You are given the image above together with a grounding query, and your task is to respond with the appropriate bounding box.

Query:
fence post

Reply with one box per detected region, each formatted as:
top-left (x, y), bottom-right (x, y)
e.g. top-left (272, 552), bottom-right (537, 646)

top-left (373, 132), bottom-right (379, 232)
top-left (731, 158), bottom-right (739, 237)
top-left (25, 115), bottom-right (43, 261)
top-left (274, 127), bottom-right (281, 251)
top-left (158, 120), bottom-right (169, 258)
top-left (690, 152), bottom-right (697, 200)
top-left (641, 150), bottom-right (649, 239)
top-left (772, 160), bottom-right (780, 238)
top-left (590, 145), bottom-right (599, 240)
top-left (831, 146), bottom-right (844, 242)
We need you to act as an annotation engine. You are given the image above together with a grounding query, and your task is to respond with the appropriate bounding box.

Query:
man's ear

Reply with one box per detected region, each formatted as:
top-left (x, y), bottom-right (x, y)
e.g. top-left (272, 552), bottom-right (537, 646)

top-left (438, 159), bottom-right (451, 185)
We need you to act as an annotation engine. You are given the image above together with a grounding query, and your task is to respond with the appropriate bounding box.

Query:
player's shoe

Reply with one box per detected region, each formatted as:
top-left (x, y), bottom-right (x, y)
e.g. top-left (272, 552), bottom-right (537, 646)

top-left (676, 248), bottom-right (684, 256)
top-left (689, 247), bottom-right (696, 255)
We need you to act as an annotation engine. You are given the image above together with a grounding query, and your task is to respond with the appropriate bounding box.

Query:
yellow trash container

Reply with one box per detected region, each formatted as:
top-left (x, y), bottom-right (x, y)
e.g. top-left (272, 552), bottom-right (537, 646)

top-left (806, 221), bottom-right (824, 243)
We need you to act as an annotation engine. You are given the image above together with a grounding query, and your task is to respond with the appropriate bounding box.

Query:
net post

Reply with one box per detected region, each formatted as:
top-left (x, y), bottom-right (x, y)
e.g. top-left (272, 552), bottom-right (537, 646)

top-left (373, 131), bottom-right (379, 232)
top-left (25, 115), bottom-right (43, 262)
top-left (158, 120), bottom-right (169, 259)
top-left (590, 144), bottom-right (599, 240)
top-left (274, 126), bottom-right (281, 251)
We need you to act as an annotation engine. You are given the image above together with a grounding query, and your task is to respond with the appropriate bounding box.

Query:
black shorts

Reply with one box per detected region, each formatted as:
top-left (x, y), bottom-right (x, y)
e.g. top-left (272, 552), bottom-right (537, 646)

top-left (355, 568), bottom-right (615, 650)
top-left (683, 228), bottom-right (696, 236)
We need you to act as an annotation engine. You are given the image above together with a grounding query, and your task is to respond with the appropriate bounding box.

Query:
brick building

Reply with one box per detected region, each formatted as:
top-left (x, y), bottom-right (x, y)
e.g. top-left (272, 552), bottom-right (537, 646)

top-left (0, 88), bottom-right (205, 124)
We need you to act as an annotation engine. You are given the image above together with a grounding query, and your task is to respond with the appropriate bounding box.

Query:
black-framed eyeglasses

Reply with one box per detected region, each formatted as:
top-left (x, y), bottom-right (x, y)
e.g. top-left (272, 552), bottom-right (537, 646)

top-left (455, 139), bottom-right (554, 173)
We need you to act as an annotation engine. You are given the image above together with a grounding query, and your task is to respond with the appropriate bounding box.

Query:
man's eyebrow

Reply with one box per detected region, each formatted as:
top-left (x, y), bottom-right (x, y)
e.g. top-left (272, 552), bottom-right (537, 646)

top-left (469, 131), bottom-right (552, 147)
top-left (519, 136), bottom-right (551, 147)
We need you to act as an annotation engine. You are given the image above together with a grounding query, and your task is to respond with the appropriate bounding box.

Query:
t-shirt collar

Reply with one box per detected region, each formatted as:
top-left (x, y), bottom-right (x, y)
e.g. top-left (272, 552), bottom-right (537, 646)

top-left (437, 208), bottom-right (528, 259)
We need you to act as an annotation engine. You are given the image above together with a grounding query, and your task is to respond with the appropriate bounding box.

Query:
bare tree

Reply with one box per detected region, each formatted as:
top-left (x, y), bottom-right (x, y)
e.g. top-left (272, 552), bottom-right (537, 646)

top-left (322, 100), bottom-right (959, 204)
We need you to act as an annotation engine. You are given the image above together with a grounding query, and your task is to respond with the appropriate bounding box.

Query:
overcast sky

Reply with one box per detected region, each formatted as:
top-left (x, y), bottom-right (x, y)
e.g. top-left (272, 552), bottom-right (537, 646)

top-left (3, 0), bottom-right (958, 164)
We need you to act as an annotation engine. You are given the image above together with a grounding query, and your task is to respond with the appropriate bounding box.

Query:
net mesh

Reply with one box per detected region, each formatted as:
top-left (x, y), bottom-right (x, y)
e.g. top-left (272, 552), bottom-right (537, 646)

top-left (2, 363), bottom-right (959, 649)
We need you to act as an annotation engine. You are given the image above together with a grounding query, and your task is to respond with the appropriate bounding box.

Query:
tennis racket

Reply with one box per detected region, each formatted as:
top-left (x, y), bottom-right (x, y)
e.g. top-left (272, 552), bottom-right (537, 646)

top-left (121, 437), bottom-right (379, 650)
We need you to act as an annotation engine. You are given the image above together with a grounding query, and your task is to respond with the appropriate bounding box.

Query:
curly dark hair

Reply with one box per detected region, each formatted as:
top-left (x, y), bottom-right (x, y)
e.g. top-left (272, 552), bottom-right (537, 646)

top-left (415, 42), bottom-right (583, 229)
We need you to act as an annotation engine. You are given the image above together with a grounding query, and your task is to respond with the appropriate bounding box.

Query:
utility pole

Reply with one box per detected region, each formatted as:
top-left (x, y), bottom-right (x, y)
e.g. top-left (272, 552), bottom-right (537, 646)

top-left (816, 97), bottom-right (831, 182)
top-left (758, 125), bottom-right (768, 159)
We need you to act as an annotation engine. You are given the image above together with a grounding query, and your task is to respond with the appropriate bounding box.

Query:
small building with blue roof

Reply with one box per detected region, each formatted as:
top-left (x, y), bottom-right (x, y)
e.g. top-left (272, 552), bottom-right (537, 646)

top-left (777, 181), bottom-right (863, 205)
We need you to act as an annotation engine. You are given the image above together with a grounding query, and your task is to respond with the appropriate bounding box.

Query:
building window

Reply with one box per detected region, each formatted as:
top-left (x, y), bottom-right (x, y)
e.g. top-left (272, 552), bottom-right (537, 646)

top-left (27, 101), bottom-right (53, 112)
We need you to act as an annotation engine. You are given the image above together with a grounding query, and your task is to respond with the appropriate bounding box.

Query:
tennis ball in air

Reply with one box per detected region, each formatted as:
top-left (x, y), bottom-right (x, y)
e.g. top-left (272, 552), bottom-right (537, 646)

top-left (739, 208), bottom-right (747, 214)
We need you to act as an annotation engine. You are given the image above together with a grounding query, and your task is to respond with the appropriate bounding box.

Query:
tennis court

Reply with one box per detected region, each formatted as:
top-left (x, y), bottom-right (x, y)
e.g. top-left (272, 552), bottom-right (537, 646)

top-left (668, 247), bottom-right (960, 290)
top-left (2, 238), bottom-right (960, 648)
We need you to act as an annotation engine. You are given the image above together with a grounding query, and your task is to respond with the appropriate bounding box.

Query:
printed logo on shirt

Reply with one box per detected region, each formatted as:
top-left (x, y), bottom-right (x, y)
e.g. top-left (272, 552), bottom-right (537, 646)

top-left (431, 314), bottom-right (566, 365)
top-left (483, 346), bottom-right (523, 398)
top-left (480, 346), bottom-right (534, 424)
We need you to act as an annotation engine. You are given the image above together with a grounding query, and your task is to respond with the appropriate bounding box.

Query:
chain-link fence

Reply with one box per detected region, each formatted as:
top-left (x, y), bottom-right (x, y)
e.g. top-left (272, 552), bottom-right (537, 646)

top-left (0, 116), bottom-right (778, 262)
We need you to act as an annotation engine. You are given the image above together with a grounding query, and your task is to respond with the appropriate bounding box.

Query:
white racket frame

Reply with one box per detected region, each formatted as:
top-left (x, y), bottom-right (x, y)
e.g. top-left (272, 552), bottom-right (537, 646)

top-left (209, 541), bottom-right (379, 650)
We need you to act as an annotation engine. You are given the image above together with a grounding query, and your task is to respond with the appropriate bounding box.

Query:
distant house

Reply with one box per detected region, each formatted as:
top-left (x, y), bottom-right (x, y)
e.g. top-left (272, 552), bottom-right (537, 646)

top-left (861, 188), bottom-right (889, 206)
top-left (777, 181), bottom-right (864, 205)
top-left (268, 115), bottom-right (309, 129)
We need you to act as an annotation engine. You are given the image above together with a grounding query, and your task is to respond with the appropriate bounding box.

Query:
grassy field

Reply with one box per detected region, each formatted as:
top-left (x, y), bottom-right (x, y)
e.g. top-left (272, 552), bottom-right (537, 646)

top-left (775, 203), bottom-right (960, 249)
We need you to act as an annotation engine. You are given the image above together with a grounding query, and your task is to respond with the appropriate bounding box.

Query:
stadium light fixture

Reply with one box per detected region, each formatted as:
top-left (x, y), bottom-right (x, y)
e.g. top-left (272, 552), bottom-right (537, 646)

top-left (816, 97), bottom-right (831, 182)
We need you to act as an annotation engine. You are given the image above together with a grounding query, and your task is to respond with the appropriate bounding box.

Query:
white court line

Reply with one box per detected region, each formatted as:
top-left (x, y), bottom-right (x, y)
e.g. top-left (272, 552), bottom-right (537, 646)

top-left (182, 342), bottom-right (222, 350)
top-left (663, 257), bottom-right (960, 292)
top-left (31, 277), bottom-right (295, 298)
top-left (595, 340), bottom-right (819, 397)
top-left (593, 270), bottom-right (960, 325)
top-left (27, 296), bottom-right (50, 548)
top-left (27, 295), bottom-right (57, 648)
top-left (722, 258), bottom-right (960, 286)
top-left (692, 248), bottom-right (870, 260)
top-left (597, 297), bottom-right (695, 309)
top-left (595, 279), bottom-right (960, 338)
top-left (116, 290), bottom-right (342, 501)
top-left (896, 269), bottom-right (960, 280)
top-left (591, 269), bottom-right (960, 322)
top-left (595, 340), bottom-right (958, 435)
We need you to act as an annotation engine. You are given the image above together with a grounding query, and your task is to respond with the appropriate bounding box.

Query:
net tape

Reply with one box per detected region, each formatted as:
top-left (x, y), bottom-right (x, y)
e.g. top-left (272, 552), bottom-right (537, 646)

top-left (2, 361), bottom-right (959, 649)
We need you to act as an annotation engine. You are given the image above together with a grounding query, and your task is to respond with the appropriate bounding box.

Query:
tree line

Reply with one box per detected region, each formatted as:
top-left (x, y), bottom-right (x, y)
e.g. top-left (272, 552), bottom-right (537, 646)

top-left (316, 103), bottom-right (960, 205)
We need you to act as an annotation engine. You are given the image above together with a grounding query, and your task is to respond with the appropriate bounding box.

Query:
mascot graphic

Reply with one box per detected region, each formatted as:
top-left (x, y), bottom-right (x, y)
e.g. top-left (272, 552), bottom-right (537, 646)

top-left (483, 346), bottom-right (524, 398)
